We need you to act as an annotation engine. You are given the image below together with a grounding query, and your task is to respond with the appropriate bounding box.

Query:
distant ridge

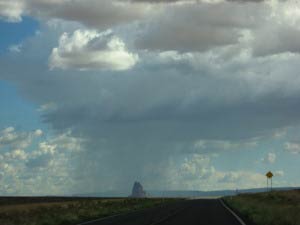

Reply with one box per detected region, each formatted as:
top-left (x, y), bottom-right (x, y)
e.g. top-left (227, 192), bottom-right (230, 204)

top-left (73, 187), bottom-right (299, 198)
top-left (147, 187), bottom-right (299, 197)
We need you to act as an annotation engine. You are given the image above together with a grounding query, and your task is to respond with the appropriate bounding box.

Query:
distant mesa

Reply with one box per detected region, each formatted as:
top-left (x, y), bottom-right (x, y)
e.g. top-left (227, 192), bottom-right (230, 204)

top-left (130, 181), bottom-right (147, 198)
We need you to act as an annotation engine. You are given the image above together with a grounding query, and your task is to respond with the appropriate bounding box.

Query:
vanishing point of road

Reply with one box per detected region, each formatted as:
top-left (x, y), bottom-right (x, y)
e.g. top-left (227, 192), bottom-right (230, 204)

top-left (78, 199), bottom-right (253, 225)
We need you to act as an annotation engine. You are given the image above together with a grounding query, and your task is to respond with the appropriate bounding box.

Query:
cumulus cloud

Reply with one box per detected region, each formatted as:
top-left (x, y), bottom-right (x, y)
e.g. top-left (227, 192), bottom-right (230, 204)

top-left (0, 0), bottom-right (24, 22)
top-left (0, 127), bottom-right (42, 149)
top-left (274, 170), bottom-right (284, 177)
top-left (193, 139), bottom-right (257, 152)
top-left (37, 102), bottom-right (58, 112)
top-left (149, 154), bottom-right (267, 190)
top-left (47, 131), bottom-right (84, 153)
top-left (9, 44), bottom-right (23, 53)
top-left (217, 171), bottom-right (265, 187)
top-left (5, 149), bottom-right (27, 160)
top-left (284, 142), bottom-right (300, 154)
top-left (0, 127), bottom-right (84, 195)
top-left (49, 29), bottom-right (139, 71)
top-left (261, 152), bottom-right (276, 164)
top-left (180, 154), bottom-right (214, 179)
top-left (272, 128), bottom-right (287, 139)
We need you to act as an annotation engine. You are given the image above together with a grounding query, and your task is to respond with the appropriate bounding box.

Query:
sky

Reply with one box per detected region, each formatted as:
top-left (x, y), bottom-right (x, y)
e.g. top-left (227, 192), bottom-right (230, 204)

top-left (0, 0), bottom-right (300, 196)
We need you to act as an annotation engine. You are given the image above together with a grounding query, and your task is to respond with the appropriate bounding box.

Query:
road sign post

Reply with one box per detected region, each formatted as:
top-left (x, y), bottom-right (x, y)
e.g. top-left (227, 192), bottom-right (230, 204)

top-left (266, 171), bottom-right (273, 191)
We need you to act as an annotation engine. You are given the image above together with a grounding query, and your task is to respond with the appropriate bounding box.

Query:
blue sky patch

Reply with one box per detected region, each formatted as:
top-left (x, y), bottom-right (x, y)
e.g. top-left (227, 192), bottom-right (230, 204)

top-left (0, 17), bottom-right (39, 53)
top-left (0, 80), bottom-right (46, 131)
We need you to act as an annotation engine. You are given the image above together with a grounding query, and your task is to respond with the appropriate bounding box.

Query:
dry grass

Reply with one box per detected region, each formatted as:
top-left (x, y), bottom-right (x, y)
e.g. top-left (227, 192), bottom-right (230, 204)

top-left (224, 189), bottom-right (300, 225)
top-left (0, 197), bottom-right (175, 225)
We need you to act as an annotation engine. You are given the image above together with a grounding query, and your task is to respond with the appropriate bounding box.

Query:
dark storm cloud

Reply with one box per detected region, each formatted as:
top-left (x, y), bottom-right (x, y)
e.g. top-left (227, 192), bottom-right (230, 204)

top-left (42, 88), bottom-right (300, 142)
top-left (2, 24), bottom-right (300, 144)
top-left (227, 0), bottom-right (264, 2)
top-left (131, 0), bottom-right (264, 2)
top-left (135, 1), bottom-right (268, 52)
top-left (252, 25), bottom-right (300, 57)
top-left (131, 0), bottom-right (183, 2)
top-left (11, 0), bottom-right (149, 29)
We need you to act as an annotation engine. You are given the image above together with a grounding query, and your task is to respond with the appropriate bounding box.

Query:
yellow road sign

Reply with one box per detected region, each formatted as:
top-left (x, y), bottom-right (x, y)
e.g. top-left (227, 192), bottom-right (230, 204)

top-left (266, 171), bottom-right (273, 178)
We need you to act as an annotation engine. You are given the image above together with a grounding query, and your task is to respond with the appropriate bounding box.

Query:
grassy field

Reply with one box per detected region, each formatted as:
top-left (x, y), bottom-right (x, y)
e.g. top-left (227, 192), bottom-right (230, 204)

top-left (0, 197), bottom-right (177, 225)
top-left (224, 189), bottom-right (300, 225)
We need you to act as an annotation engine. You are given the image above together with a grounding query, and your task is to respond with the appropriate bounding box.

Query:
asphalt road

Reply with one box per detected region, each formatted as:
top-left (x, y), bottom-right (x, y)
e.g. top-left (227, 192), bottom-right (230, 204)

top-left (79, 199), bottom-right (245, 225)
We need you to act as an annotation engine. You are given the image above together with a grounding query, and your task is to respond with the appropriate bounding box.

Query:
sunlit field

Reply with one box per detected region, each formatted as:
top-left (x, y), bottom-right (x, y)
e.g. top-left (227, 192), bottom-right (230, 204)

top-left (225, 190), bottom-right (300, 225)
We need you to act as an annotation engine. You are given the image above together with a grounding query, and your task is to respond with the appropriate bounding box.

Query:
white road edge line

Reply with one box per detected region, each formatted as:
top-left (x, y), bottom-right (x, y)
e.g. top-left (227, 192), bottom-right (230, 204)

top-left (219, 199), bottom-right (247, 225)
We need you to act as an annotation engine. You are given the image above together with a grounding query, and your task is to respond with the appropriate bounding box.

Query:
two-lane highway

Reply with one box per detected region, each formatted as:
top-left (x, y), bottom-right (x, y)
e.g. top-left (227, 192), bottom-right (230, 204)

top-left (78, 199), bottom-right (247, 225)
top-left (156, 199), bottom-right (242, 225)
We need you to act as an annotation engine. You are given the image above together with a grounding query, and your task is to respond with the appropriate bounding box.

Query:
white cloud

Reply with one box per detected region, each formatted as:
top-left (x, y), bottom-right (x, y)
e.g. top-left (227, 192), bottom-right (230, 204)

top-left (9, 44), bottom-right (22, 53)
top-left (0, 127), bottom-right (85, 195)
top-left (49, 29), bottom-right (139, 71)
top-left (50, 131), bottom-right (83, 152)
top-left (0, 127), bottom-right (18, 145)
top-left (261, 152), bottom-right (276, 164)
top-left (0, 0), bottom-right (24, 22)
top-left (0, 127), bottom-right (43, 149)
top-left (272, 128), bottom-right (287, 139)
top-left (284, 142), bottom-right (300, 154)
top-left (274, 170), bottom-right (284, 177)
top-left (37, 142), bottom-right (56, 155)
top-left (147, 153), bottom-right (267, 190)
top-left (158, 154), bottom-right (216, 190)
top-left (5, 149), bottom-right (27, 160)
top-left (216, 170), bottom-right (266, 188)
top-left (179, 154), bottom-right (214, 179)
top-left (37, 102), bottom-right (57, 113)
top-left (158, 51), bottom-right (194, 63)
top-left (2, 127), bottom-right (15, 133)
top-left (12, 149), bottom-right (27, 160)
top-left (193, 139), bottom-right (257, 152)
top-left (34, 129), bottom-right (43, 137)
